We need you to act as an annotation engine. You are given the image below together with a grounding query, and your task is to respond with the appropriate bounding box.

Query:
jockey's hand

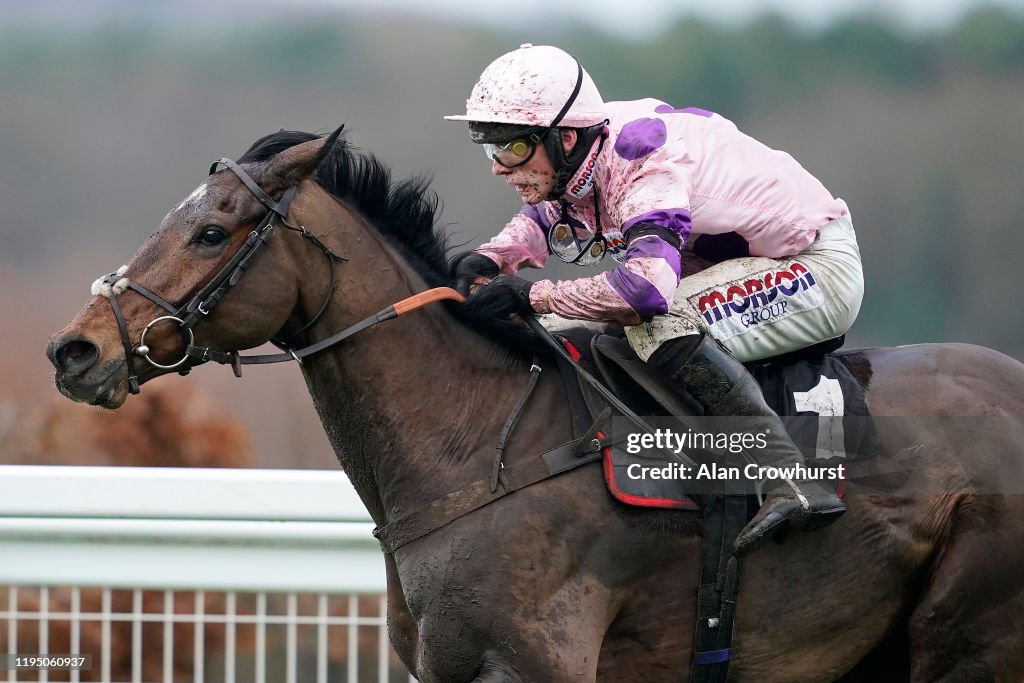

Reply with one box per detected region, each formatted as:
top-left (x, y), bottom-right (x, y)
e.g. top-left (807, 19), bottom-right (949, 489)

top-left (452, 251), bottom-right (500, 296)
top-left (465, 274), bottom-right (535, 318)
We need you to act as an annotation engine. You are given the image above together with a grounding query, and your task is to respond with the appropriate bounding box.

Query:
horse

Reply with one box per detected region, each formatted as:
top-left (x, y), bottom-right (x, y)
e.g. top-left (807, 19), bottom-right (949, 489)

top-left (46, 127), bottom-right (1024, 682)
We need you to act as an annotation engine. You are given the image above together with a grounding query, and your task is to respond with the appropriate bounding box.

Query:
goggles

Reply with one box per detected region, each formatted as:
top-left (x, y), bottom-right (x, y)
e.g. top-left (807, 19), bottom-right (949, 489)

top-left (548, 221), bottom-right (607, 266)
top-left (483, 131), bottom-right (546, 168)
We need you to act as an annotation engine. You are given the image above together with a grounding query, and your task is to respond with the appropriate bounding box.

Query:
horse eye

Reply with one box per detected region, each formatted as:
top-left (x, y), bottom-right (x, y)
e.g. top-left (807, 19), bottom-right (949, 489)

top-left (197, 226), bottom-right (228, 246)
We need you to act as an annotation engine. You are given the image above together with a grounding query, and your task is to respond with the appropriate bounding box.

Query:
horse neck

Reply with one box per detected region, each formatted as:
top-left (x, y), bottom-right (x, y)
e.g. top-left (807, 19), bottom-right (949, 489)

top-left (288, 189), bottom-right (538, 525)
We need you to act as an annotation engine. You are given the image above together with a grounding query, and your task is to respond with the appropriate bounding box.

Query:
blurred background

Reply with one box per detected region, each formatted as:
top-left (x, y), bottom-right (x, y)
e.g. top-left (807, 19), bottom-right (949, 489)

top-left (3, 0), bottom-right (1023, 469)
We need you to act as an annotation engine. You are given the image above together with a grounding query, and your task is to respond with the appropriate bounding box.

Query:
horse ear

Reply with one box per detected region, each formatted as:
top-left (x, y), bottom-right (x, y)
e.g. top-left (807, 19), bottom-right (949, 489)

top-left (260, 124), bottom-right (345, 193)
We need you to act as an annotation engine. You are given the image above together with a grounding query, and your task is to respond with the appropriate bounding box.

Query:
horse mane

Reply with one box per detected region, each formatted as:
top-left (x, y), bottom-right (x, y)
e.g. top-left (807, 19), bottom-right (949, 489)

top-left (237, 128), bottom-right (541, 353)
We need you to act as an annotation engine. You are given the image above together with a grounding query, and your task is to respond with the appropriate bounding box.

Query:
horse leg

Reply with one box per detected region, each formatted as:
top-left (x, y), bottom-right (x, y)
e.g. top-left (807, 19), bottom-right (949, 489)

top-left (384, 553), bottom-right (420, 674)
top-left (414, 622), bottom-right (606, 682)
top-left (413, 585), bottom-right (609, 683)
top-left (403, 529), bottom-right (613, 681)
top-left (907, 495), bottom-right (1024, 682)
top-left (596, 535), bottom-right (701, 682)
top-left (596, 597), bottom-right (694, 682)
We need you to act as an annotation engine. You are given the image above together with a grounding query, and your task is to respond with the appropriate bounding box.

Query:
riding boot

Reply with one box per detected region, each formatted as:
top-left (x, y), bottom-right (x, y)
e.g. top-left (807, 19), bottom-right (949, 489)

top-left (647, 333), bottom-right (846, 556)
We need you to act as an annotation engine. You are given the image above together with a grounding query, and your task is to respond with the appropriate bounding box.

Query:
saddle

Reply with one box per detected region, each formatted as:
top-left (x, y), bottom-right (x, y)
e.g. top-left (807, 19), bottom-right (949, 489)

top-left (548, 326), bottom-right (878, 510)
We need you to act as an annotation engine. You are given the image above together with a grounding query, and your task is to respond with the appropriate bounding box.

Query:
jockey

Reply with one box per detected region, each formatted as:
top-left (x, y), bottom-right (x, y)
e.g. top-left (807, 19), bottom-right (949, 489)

top-left (445, 44), bottom-right (864, 556)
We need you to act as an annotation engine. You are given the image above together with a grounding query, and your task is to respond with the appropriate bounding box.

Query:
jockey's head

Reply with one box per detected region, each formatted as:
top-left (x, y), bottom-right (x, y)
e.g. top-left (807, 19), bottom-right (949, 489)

top-left (445, 44), bottom-right (608, 202)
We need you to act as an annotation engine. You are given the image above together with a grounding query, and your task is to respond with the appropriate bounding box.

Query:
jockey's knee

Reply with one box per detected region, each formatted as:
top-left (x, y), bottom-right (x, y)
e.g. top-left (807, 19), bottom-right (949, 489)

top-left (823, 275), bottom-right (864, 341)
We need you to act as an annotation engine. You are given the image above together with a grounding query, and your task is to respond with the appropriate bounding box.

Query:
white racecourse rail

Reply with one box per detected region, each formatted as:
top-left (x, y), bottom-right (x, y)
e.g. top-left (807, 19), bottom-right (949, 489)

top-left (0, 465), bottom-right (413, 683)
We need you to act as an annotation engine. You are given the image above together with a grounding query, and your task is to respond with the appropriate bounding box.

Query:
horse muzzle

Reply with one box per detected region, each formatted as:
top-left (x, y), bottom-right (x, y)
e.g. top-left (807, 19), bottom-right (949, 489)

top-left (47, 334), bottom-right (131, 408)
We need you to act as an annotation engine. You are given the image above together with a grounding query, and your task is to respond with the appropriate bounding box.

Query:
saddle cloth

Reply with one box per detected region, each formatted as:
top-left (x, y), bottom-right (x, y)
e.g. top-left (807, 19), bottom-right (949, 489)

top-left (554, 328), bottom-right (880, 511)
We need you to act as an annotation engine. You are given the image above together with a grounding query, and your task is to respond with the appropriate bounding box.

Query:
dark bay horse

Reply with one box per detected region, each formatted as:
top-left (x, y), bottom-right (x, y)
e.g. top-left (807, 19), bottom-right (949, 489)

top-left (46, 129), bottom-right (1024, 682)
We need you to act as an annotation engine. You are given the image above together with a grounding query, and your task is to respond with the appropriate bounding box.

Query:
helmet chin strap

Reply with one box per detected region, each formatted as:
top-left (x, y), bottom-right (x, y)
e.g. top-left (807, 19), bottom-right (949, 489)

top-left (541, 58), bottom-right (583, 202)
top-left (538, 56), bottom-right (609, 201)
top-left (543, 122), bottom-right (608, 201)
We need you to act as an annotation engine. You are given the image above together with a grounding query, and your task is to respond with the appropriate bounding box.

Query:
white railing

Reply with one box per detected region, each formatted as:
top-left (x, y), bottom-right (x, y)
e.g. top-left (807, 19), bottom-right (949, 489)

top-left (0, 466), bottom-right (413, 683)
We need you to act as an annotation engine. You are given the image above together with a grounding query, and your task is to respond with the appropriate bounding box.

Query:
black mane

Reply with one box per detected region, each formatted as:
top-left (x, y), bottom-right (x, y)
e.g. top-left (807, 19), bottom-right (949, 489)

top-left (237, 128), bottom-right (540, 351)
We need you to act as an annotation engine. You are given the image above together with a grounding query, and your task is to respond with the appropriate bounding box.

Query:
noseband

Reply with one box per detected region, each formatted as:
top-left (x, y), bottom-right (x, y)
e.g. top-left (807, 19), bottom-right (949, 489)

top-left (96, 157), bottom-right (344, 394)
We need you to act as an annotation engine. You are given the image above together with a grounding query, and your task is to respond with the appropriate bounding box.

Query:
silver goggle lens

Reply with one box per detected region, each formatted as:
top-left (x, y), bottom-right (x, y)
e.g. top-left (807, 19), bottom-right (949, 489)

top-left (548, 222), bottom-right (607, 266)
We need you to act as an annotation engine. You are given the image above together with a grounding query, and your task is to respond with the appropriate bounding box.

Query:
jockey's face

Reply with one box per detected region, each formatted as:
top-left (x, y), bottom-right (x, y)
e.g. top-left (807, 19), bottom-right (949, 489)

top-left (490, 129), bottom-right (576, 205)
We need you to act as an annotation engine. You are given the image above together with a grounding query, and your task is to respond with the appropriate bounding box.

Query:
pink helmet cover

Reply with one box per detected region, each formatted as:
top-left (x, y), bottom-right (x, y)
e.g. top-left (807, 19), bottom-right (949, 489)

top-left (445, 44), bottom-right (606, 128)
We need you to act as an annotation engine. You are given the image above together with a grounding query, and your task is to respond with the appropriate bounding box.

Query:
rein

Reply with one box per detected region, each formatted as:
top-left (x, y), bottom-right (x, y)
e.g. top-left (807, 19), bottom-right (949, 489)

top-left (188, 288), bottom-right (468, 372)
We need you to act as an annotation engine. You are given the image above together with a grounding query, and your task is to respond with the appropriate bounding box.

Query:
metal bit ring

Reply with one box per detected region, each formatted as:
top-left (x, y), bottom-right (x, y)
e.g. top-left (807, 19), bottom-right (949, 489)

top-left (136, 316), bottom-right (194, 369)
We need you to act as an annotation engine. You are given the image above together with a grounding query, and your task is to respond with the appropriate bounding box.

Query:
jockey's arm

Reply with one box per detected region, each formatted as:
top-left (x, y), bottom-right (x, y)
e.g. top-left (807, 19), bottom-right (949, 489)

top-left (474, 206), bottom-right (551, 274)
top-left (530, 226), bottom-right (682, 326)
top-left (525, 136), bottom-right (696, 325)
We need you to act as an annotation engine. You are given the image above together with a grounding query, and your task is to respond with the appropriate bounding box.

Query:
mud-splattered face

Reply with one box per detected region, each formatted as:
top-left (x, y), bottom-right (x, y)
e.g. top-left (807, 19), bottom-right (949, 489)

top-left (490, 141), bottom-right (556, 204)
top-left (489, 130), bottom-right (576, 205)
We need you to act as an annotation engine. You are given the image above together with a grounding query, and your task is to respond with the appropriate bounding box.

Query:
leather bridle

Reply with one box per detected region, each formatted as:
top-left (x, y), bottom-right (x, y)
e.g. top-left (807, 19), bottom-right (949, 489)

top-left (95, 157), bottom-right (460, 394)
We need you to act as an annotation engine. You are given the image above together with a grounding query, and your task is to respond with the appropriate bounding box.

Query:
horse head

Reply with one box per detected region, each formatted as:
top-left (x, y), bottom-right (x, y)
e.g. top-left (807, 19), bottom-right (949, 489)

top-left (46, 128), bottom-right (343, 408)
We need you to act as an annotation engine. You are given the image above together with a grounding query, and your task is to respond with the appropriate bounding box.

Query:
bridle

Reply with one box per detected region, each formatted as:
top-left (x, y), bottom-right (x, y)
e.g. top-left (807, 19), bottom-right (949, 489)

top-left (95, 157), bottom-right (461, 394)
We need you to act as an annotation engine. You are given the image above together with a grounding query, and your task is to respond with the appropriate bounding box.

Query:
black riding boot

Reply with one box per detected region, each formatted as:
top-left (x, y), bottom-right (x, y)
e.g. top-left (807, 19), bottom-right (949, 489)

top-left (647, 333), bottom-right (846, 556)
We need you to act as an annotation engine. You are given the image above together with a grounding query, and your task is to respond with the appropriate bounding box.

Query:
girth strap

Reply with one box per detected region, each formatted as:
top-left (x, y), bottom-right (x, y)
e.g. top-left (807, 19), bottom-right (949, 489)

top-left (490, 359), bottom-right (543, 493)
top-left (691, 495), bottom-right (747, 683)
top-left (373, 440), bottom-right (604, 555)
top-left (371, 338), bottom-right (628, 556)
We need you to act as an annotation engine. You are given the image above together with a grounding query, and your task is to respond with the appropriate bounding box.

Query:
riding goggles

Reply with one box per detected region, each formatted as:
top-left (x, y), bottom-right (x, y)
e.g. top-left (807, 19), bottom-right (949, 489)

top-left (548, 221), bottom-right (607, 266)
top-left (483, 131), bottom-right (546, 168)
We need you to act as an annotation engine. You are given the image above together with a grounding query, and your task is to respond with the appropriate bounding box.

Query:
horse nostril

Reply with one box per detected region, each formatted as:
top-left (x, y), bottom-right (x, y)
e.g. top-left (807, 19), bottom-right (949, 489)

top-left (52, 338), bottom-right (100, 377)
